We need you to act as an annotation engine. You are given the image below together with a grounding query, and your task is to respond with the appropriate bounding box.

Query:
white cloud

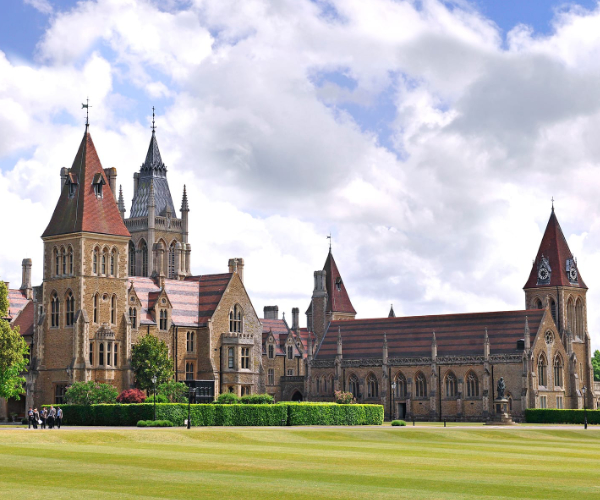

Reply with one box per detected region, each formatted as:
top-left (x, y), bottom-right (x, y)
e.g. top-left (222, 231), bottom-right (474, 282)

top-left (2, 0), bottom-right (600, 351)
top-left (24, 0), bottom-right (53, 15)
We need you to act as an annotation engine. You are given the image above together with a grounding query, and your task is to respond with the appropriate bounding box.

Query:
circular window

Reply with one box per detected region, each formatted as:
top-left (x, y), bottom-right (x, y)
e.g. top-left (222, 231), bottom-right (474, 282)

top-left (545, 331), bottom-right (554, 345)
top-left (162, 298), bottom-right (166, 304)
top-left (102, 293), bottom-right (108, 301)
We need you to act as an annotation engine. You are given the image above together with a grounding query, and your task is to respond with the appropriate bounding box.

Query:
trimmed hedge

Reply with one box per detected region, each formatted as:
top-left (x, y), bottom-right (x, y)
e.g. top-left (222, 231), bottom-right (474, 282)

top-left (45, 403), bottom-right (383, 427)
top-left (525, 408), bottom-right (600, 424)
top-left (282, 403), bottom-right (383, 426)
top-left (137, 420), bottom-right (174, 427)
top-left (391, 420), bottom-right (407, 426)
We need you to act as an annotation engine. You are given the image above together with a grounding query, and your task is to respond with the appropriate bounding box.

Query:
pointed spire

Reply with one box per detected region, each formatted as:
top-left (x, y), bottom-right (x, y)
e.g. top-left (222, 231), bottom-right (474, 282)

top-left (118, 185), bottom-right (126, 217)
top-left (484, 328), bottom-right (490, 359)
top-left (42, 126), bottom-right (129, 238)
top-left (336, 326), bottom-right (343, 356)
top-left (181, 185), bottom-right (189, 212)
top-left (524, 316), bottom-right (530, 350)
top-left (383, 333), bottom-right (388, 364)
top-left (322, 250), bottom-right (356, 315)
top-left (524, 207), bottom-right (586, 289)
top-left (484, 327), bottom-right (489, 344)
top-left (388, 304), bottom-right (396, 318)
top-left (431, 331), bottom-right (437, 359)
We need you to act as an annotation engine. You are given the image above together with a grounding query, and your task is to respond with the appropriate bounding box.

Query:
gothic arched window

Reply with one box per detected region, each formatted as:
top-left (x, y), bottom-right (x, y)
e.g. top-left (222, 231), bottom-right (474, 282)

top-left (445, 371), bottom-right (457, 398)
top-left (140, 240), bottom-right (148, 277)
top-left (54, 247), bottom-right (60, 277)
top-left (395, 372), bottom-right (407, 399)
top-left (93, 247), bottom-right (99, 275)
top-left (415, 372), bottom-right (427, 399)
top-left (554, 354), bottom-right (563, 387)
top-left (93, 293), bottom-right (98, 323)
top-left (51, 292), bottom-right (60, 328)
top-left (538, 353), bottom-right (547, 386)
top-left (129, 307), bottom-right (137, 329)
top-left (61, 247), bottom-right (67, 275)
top-left (348, 375), bottom-right (359, 398)
top-left (110, 295), bottom-right (116, 324)
top-left (68, 246), bottom-right (74, 275)
top-left (229, 304), bottom-right (242, 333)
top-left (367, 374), bottom-right (378, 398)
top-left (268, 344), bottom-right (274, 359)
top-left (575, 298), bottom-right (584, 338)
top-left (110, 248), bottom-right (117, 277)
top-left (65, 290), bottom-right (75, 327)
top-left (567, 297), bottom-right (575, 333)
top-left (187, 331), bottom-right (194, 352)
top-left (128, 242), bottom-right (136, 276)
top-left (168, 241), bottom-right (176, 279)
top-left (550, 298), bottom-right (557, 326)
top-left (466, 371), bottom-right (479, 398)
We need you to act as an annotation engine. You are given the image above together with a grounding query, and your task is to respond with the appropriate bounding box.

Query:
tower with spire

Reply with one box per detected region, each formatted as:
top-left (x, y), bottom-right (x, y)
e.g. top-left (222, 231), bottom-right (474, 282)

top-left (306, 248), bottom-right (356, 344)
top-left (36, 122), bottom-right (132, 403)
top-left (124, 109), bottom-right (191, 279)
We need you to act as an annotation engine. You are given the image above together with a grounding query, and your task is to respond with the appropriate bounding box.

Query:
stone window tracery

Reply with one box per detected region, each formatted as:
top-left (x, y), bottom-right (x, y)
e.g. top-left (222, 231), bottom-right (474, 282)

top-left (415, 372), bottom-right (427, 399)
top-left (466, 371), bottom-right (479, 398)
top-left (186, 362), bottom-right (194, 381)
top-left (554, 355), bottom-right (563, 387)
top-left (268, 368), bottom-right (274, 385)
top-left (445, 372), bottom-right (457, 398)
top-left (241, 347), bottom-right (250, 369)
top-left (367, 374), bottom-right (378, 398)
top-left (229, 304), bottom-right (243, 333)
top-left (65, 290), bottom-right (75, 327)
top-left (395, 372), bottom-right (407, 399)
top-left (538, 353), bottom-right (547, 386)
top-left (51, 292), bottom-right (60, 328)
top-left (348, 374), bottom-right (359, 398)
top-left (186, 331), bottom-right (194, 352)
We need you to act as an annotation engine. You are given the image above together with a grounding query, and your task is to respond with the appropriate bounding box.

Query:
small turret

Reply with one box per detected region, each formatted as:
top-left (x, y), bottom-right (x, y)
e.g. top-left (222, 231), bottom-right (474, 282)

top-left (484, 328), bottom-right (490, 360)
top-left (524, 316), bottom-right (530, 350)
top-left (336, 327), bottom-right (343, 357)
top-left (431, 331), bottom-right (437, 360)
top-left (382, 333), bottom-right (388, 365)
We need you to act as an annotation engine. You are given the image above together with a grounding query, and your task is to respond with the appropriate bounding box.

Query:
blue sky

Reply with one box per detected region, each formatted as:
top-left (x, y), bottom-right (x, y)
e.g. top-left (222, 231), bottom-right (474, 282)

top-left (3, 0), bottom-right (600, 347)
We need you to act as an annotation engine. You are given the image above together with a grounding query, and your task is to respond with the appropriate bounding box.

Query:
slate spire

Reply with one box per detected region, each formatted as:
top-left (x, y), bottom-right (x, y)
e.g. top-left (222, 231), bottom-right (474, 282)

top-left (323, 249), bottom-right (356, 315)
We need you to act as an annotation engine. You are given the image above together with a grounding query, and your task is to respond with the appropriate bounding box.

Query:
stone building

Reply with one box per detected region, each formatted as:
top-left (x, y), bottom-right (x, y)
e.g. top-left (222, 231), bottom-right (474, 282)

top-left (305, 208), bottom-right (596, 421)
top-left (1, 123), bottom-right (263, 418)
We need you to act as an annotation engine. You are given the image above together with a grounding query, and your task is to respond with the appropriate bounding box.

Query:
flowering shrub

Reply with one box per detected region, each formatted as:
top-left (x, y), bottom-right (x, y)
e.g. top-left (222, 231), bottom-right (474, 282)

top-left (117, 389), bottom-right (147, 404)
top-left (334, 391), bottom-right (355, 404)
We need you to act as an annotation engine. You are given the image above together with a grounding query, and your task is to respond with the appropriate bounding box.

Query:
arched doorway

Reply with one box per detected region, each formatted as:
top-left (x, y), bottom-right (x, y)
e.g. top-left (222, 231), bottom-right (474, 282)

top-left (291, 391), bottom-right (303, 402)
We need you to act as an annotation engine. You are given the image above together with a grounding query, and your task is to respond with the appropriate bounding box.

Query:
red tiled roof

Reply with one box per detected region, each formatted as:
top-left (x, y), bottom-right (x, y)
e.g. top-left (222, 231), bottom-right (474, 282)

top-left (524, 209), bottom-right (587, 289)
top-left (316, 309), bottom-right (543, 360)
top-left (7, 289), bottom-right (28, 321)
top-left (131, 273), bottom-right (232, 328)
top-left (261, 318), bottom-right (289, 355)
top-left (42, 128), bottom-right (130, 238)
top-left (324, 251), bottom-right (356, 314)
top-left (12, 301), bottom-right (34, 337)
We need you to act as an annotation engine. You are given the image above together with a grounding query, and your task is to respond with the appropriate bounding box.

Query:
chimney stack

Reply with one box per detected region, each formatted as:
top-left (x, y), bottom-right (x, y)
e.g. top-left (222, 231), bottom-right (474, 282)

top-left (60, 167), bottom-right (68, 190)
top-left (20, 258), bottom-right (32, 300)
top-left (104, 167), bottom-right (118, 200)
top-left (228, 258), bottom-right (244, 282)
top-left (292, 307), bottom-right (299, 330)
top-left (264, 306), bottom-right (279, 320)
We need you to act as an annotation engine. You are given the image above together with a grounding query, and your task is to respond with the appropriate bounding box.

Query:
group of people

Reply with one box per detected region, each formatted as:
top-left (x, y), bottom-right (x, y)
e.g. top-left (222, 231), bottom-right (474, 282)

top-left (27, 406), bottom-right (62, 429)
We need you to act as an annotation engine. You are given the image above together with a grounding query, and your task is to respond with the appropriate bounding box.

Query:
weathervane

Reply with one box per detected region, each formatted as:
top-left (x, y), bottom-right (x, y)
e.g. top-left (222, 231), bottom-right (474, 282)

top-left (151, 106), bottom-right (156, 131)
top-left (551, 196), bottom-right (554, 211)
top-left (327, 233), bottom-right (332, 251)
top-left (81, 97), bottom-right (91, 126)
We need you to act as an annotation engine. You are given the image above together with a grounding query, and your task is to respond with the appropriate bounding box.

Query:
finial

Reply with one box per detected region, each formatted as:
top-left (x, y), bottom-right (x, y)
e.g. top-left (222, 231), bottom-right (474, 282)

top-left (181, 185), bottom-right (189, 212)
top-left (118, 185), bottom-right (126, 213)
top-left (327, 233), bottom-right (332, 251)
top-left (81, 97), bottom-right (91, 127)
top-left (388, 304), bottom-right (396, 318)
top-left (551, 196), bottom-right (554, 212)
top-left (432, 331), bottom-right (437, 344)
top-left (484, 327), bottom-right (489, 343)
top-left (151, 106), bottom-right (156, 132)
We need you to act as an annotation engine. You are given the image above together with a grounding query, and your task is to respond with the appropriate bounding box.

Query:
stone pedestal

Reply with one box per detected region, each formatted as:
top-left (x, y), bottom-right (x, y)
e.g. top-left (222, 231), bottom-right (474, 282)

top-left (485, 398), bottom-right (516, 425)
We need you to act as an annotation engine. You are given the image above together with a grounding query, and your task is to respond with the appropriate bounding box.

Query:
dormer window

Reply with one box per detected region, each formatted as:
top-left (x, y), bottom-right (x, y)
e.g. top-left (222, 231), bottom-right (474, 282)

top-left (67, 173), bottom-right (78, 198)
top-left (335, 277), bottom-right (342, 291)
top-left (92, 173), bottom-right (105, 199)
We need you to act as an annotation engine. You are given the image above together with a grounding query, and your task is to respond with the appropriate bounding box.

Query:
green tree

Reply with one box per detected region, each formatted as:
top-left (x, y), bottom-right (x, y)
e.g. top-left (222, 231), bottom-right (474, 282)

top-left (0, 281), bottom-right (29, 400)
top-left (131, 334), bottom-right (173, 390)
top-left (64, 380), bottom-right (118, 405)
top-left (592, 350), bottom-right (600, 382)
top-left (157, 380), bottom-right (188, 402)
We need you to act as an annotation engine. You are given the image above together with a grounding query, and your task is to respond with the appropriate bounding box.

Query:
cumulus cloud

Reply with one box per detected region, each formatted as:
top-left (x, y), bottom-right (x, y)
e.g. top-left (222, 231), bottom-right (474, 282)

top-left (2, 0), bottom-right (600, 350)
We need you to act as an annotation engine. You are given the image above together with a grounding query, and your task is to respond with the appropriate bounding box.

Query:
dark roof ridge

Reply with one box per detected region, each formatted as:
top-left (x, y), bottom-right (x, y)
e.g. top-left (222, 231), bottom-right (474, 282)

top-left (329, 309), bottom-right (538, 324)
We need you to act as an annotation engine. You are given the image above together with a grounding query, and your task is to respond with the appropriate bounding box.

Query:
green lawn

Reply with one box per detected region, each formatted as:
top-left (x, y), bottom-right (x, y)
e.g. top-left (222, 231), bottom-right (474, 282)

top-left (0, 426), bottom-right (599, 499)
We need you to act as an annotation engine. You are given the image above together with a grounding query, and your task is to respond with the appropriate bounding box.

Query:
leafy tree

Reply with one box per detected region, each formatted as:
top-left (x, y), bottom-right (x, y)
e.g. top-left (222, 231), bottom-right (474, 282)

top-left (0, 281), bottom-right (29, 400)
top-left (157, 380), bottom-right (188, 403)
top-left (64, 381), bottom-right (118, 405)
top-left (214, 392), bottom-right (240, 404)
top-left (131, 334), bottom-right (173, 390)
top-left (592, 350), bottom-right (600, 382)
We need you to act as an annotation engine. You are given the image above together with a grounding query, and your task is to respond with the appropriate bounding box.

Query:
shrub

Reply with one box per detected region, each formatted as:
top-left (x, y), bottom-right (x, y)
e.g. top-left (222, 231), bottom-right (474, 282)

top-left (145, 394), bottom-right (169, 403)
top-left (283, 403), bottom-right (383, 426)
top-left (525, 409), bottom-right (600, 425)
top-left (391, 420), bottom-right (407, 426)
top-left (334, 391), bottom-right (355, 404)
top-left (117, 389), bottom-right (147, 404)
top-left (214, 392), bottom-right (240, 405)
top-left (240, 393), bottom-right (274, 405)
top-left (64, 381), bottom-right (118, 405)
top-left (137, 420), bottom-right (174, 427)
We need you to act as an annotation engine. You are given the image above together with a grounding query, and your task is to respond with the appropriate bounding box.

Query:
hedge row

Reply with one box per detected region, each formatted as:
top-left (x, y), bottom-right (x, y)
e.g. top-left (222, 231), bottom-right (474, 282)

top-left (525, 409), bottom-right (600, 424)
top-left (45, 403), bottom-right (383, 427)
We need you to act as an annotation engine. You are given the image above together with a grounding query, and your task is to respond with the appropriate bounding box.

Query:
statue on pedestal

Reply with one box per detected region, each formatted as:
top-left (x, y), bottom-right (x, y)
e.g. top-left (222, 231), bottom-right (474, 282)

top-left (497, 377), bottom-right (505, 400)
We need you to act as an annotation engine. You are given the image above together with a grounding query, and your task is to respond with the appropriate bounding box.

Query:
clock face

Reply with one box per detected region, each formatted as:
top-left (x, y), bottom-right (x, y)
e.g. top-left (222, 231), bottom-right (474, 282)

top-left (538, 267), bottom-right (549, 281)
top-left (569, 267), bottom-right (578, 281)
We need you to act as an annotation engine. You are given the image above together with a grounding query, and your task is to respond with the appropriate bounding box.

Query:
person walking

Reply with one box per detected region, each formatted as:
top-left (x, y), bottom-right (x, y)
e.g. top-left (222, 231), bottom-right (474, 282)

top-left (56, 407), bottom-right (62, 429)
top-left (32, 408), bottom-right (39, 429)
top-left (27, 407), bottom-right (34, 429)
top-left (40, 408), bottom-right (47, 429)
top-left (48, 406), bottom-right (56, 429)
